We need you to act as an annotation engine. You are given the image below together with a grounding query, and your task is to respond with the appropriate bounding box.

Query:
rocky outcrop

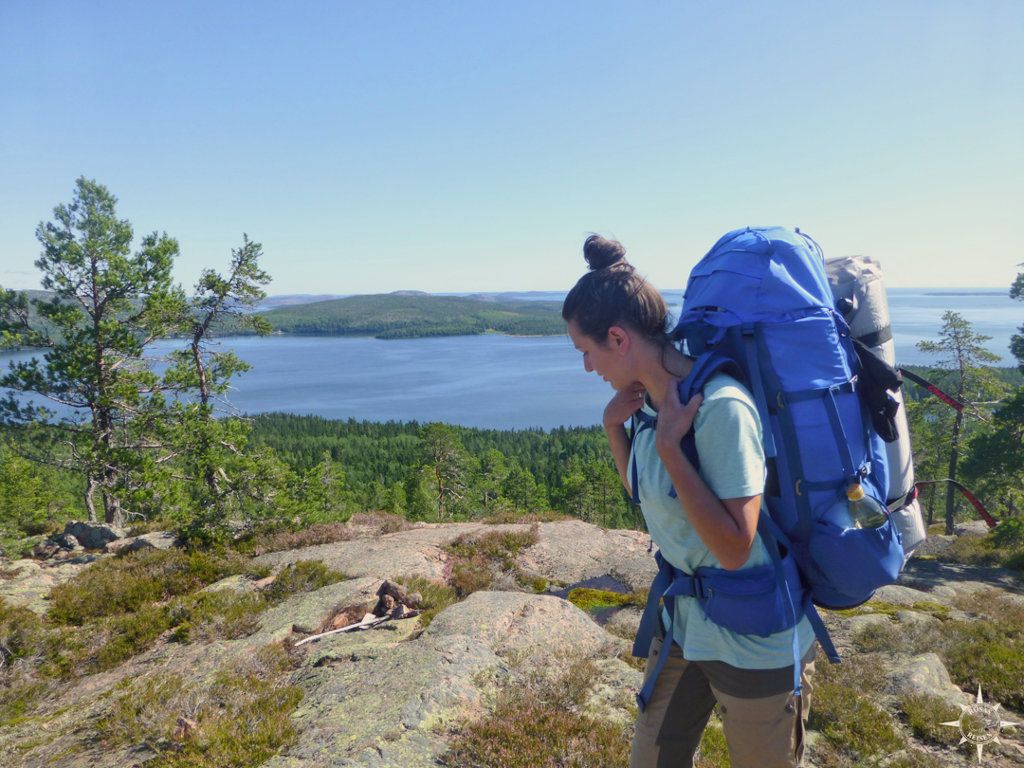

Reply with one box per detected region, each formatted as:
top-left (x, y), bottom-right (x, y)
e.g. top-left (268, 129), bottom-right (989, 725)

top-left (63, 521), bottom-right (125, 549)
top-left (2, 517), bottom-right (1021, 768)
top-left (104, 530), bottom-right (178, 555)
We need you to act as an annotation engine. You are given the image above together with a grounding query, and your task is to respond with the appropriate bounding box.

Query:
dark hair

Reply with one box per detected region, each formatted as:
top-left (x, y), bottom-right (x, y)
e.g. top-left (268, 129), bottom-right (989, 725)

top-left (562, 234), bottom-right (670, 345)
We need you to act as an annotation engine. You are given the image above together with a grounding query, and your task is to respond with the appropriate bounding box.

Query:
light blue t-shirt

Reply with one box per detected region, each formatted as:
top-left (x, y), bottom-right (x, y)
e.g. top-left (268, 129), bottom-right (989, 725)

top-left (629, 372), bottom-right (816, 669)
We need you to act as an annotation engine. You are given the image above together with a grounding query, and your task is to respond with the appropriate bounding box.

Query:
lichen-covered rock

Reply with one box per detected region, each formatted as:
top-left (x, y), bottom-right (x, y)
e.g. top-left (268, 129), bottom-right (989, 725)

top-left (0, 557), bottom-right (98, 614)
top-left (517, 519), bottom-right (657, 591)
top-left (52, 533), bottom-right (83, 551)
top-left (63, 520), bottom-right (124, 549)
top-left (954, 520), bottom-right (991, 538)
top-left (873, 583), bottom-right (953, 607)
top-left (104, 530), bottom-right (178, 554)
top-left (422, 590), bottom-right (613, 661)
top-left (887, 652), bottom-right (970, 708)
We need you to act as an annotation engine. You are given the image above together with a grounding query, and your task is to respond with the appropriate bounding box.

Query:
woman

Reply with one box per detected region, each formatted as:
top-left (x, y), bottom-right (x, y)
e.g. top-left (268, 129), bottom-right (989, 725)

top-left (562, 234), bottom-right (817, 768)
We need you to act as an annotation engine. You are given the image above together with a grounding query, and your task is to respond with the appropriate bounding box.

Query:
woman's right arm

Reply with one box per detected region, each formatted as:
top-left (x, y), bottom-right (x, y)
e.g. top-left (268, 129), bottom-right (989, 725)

top-left (603, 382), bottom-right (646, 493)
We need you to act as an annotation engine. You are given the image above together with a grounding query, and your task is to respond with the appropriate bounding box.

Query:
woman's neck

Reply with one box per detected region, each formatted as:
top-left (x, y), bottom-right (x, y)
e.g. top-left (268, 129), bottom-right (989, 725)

top-left (640, 344), bottom-right (693, 410)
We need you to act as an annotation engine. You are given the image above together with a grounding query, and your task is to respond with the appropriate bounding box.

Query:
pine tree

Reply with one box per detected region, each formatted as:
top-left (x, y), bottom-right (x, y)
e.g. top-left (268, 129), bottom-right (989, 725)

top-left (916, 311), bottom-right (1003, 532)
top-left (0, 178), bottom-right (185, 526)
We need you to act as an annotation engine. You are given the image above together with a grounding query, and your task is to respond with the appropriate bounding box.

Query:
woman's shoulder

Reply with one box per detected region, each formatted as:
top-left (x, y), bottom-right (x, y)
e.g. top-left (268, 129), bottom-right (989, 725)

top-left (701, 371), bottom-right (755, 407)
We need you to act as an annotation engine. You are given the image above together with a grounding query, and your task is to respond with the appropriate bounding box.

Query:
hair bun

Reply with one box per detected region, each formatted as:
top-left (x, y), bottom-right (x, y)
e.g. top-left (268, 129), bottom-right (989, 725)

top-left (583, 234), bottom-right (627, 271)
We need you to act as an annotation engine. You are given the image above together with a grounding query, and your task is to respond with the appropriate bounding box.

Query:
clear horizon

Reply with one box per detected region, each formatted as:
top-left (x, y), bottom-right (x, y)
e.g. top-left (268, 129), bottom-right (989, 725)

top-left (2, 2), bottom-right (1021, 294)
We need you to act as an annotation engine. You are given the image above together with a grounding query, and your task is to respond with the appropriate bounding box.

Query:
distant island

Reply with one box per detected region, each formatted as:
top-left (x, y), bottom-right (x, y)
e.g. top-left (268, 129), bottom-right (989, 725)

top-left (251, 293), bottom-right (566, 339)
top-left (923, 290), bottom-right (1006, 296)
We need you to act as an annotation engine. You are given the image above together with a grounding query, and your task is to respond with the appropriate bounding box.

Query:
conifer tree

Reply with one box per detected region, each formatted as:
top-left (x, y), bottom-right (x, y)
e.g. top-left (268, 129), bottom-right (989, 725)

top-left (916, 311), bottom-right (1003, 532)
top-left (0, 178), bottom-right (185, 526)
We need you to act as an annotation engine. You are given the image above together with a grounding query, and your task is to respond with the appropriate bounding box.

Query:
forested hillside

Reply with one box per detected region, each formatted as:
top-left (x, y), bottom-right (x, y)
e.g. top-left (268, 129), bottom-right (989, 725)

top-left (253, 293), bottom-right (565, 338)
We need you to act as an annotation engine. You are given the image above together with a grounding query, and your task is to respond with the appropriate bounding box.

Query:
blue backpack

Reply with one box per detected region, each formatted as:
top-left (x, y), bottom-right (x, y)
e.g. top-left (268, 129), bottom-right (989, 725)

top-left (633, 226), bottom-right (905, 709)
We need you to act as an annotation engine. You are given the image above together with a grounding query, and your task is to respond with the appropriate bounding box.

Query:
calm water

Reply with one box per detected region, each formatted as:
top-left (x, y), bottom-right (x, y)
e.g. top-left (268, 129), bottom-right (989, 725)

top-left (2, 289), bottom-right (1018, 429)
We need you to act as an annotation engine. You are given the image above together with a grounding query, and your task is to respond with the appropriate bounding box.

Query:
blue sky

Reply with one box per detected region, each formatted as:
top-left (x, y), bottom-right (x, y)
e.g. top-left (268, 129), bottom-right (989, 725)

top-left (1, 1), bottom-right (1021, 295)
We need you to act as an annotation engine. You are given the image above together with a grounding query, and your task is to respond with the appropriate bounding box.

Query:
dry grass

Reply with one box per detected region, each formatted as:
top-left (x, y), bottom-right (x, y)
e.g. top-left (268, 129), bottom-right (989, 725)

top-left (236, 522), bottom-right (354, 556)
top-left (96, 643), bottom-right (303, 767)
top-left (440, 657), bottom-right (631, 768)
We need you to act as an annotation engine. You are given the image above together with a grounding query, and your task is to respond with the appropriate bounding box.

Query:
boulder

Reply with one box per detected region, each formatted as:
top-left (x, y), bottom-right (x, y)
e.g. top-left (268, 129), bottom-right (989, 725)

top-left (105, 530), bottom-right (178, 555)
top-left (422, 590), bottom-right (614, 662)
top-left (31, 539), bottom-right (60, 559)
top-left (52, 533), bottom-right (83, 552)
top-left (63, 521), bottom-right (124, 549)
top-left (873, 583), bottom-right (952, 607)
top-left (887, 652), bottom-right (970, 708)
top-left (517, 519), bottom-right (657, 591)
top-left (954, 520), bottom-right (991, 538)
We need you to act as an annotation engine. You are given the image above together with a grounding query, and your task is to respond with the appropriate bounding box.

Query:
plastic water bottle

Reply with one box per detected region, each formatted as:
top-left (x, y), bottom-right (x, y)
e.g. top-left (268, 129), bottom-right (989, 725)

top-left (846, 483), bottom-right (888, 529)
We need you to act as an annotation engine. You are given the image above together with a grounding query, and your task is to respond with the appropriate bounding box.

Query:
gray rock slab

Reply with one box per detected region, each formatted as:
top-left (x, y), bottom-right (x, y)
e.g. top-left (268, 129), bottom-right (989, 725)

top-left (896, 609), bottom-right (940, 627)
top-left (422, 590), bottom-right (614, 661)
top-left (955, 520), bottom-right (992, 538)
top-left (105, 530), bottom-right (178, 554)
top-left (888, 652), bottom-right (970, 708)
top-left (248, 576), bottom-right (383, 645)
top-left (873, 583), bottom-right (953, 607)
top-left (63, 521), bottom-right (124, 549)
top-left (583, 657), bottom-right (644, 727)
top-left (605, 606), bottom-right (643, 641)
top-left (517, 519), bottom-right (656, 591)
top-left (0, 557), bottom-right (95, 615)
top-left (844, 613), bottom-right (892, 635)
top-left (252, 523), bottom-right (523, 582)
top-left (264, 632), bottom-right (505, 768)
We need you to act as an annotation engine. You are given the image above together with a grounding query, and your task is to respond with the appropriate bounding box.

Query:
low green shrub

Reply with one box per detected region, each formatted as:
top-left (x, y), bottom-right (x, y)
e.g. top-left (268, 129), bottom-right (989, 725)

top-left (47, 548), bottom-right (250, 625)
top-left (168, 590), bottom-right (265, 643)
top-left (444, 525), bottom-right (540, 598)
top-left (898, 692), bottom-right (962, 745)
top-left (393, 574), bottom-right (457, 629)
top-left (807, 651), bottom-right (903, 760)
top-left (235, 522), bottom-right (353, 556)
top-left (97, 643), bottom-right (303, 767)
top-left (263, 560), bottom-right (346, 602)
top-left (440, 658), bottom-right (630, 768)
top-left (694, 716), bottom-right (730, 767)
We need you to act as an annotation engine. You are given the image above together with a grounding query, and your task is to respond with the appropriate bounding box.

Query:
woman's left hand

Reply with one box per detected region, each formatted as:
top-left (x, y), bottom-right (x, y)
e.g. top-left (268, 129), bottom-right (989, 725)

top-left (655, 378), bottom-right (703, 457)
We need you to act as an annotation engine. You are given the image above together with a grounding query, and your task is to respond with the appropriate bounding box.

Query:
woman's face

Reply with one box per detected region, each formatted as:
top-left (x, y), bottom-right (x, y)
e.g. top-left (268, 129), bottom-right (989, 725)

top-left (567, 320), bottom-right (631, 390)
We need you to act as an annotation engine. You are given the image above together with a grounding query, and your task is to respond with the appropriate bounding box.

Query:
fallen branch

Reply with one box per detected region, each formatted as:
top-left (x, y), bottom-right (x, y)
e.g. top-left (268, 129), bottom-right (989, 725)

top-left (293, 613), bottom-right (391, 646)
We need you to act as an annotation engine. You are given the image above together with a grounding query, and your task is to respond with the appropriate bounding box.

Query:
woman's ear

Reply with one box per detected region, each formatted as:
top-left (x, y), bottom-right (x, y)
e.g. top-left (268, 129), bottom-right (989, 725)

top-left (606, 325), bottom-right (630, 354)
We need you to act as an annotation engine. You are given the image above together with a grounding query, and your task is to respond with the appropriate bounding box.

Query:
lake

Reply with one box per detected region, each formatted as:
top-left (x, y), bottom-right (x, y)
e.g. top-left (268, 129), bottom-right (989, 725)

top-left (2, 289), bottom-right (1018, 430)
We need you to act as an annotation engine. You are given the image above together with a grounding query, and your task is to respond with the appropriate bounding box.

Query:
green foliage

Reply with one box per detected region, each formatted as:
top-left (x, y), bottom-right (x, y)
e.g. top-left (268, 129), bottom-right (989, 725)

top-left (393, 574), bottom-right (458, 628)
top-left (808, 652), bottom-right (903, 760)
top-left (440, 658), bottom-right (631, 768)
top-left (915, 311), bottom-right (1007, 532)
top-left (256, 293), bottom-right (566, 339)
top-left (47, 548), bottom-right (249, 625)
top-left (962, 388), bottom-right (1024, 518)
top-left (248, 414), bottom-right (637, 527)
top-left (898, 693), bottom-right (963, 746)
top-left (97, 643), bottom-right (302, 767)
top-left (992, 516), bottom-right (1024, 549)
top-left (262, 560), bottom-right (346, 602)
top-left (444, 526), bottom-right (540, 598)
top-left (0, 178), bottom-right (186, 526)
top-left (1010, 267), bottom-right (1024, 371)
top-left (567, 587), bottom-right (644, 613)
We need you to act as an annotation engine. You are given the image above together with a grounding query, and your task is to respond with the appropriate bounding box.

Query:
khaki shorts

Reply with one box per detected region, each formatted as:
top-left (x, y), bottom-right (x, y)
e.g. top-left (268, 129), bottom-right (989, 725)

top-left (631, 636), bottom-right (815, 768)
